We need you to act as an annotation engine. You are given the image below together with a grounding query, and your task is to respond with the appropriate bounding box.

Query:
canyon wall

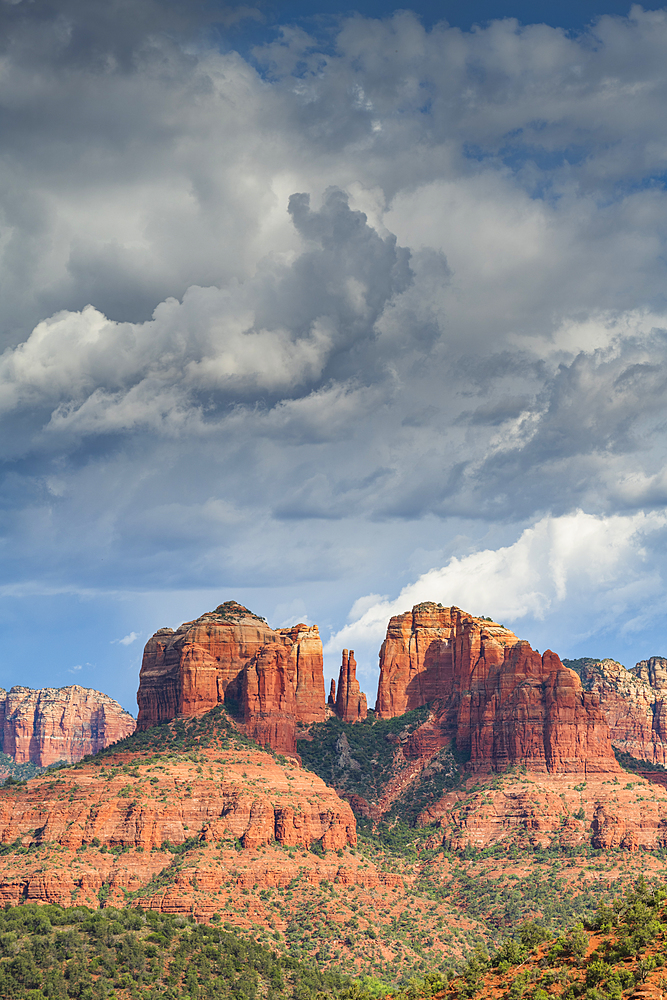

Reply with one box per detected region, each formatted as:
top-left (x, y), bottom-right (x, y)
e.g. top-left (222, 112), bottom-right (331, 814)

top-left (0, 686), bottom-right (135, 767)
top-left (568, 656), bottom-right (667, 765)
top-left (375, 603), bottom-right (618, 774)
top-left (136, 601), bottom-right (326, 753)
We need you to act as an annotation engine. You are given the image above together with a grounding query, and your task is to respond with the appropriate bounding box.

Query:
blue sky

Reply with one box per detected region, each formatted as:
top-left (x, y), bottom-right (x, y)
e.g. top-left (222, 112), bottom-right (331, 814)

top-left (2, 0), bottom-right (667, 713)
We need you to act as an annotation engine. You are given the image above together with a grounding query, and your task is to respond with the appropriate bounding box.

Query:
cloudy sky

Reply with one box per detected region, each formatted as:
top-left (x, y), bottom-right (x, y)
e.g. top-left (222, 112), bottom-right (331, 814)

top-left (2, 0), bottom-right (667, 713)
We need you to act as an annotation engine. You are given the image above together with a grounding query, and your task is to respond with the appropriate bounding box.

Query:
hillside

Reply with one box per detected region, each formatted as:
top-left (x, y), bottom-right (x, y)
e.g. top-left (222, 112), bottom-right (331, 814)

top-left (297, 708), bottom-right (463, 823)
top-left (0, 902), bottom-right (360, 1000)
top-left (444, 876), bottom-right (667, 999)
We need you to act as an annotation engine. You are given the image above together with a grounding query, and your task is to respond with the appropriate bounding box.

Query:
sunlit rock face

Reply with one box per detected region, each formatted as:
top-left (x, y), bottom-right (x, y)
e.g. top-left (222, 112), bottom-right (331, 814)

top-left (375, 603), bottom-right (618, 774)
top-left (334, 649), bottom-right (367, 723)
top-left (0, 686), bottom-right (135, 766)
top-left (136, 601), bottom-right (326, 753)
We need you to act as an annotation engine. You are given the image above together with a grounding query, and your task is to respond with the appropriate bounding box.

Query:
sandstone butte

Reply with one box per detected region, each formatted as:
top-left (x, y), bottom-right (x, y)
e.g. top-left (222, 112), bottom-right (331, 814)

top-left (374, 602), bottom-right (619, 775)
top-left (136, 601), bottom-right (326, 754)
top-left (571, 656), bottom-right (667, 766)
top-left (0, 685), bottom-right (135, 767)
top-left (0, 738), bottom-right (359, 912)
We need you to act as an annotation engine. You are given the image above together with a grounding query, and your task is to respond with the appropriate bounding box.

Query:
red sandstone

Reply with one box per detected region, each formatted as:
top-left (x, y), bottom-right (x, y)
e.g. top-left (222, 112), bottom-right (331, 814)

top-left (375, 603), bottom-right (618, 774)
top-left (0, 685), bottom-right (135, 767)
top-left (136, 602), bottom-right (325, 753)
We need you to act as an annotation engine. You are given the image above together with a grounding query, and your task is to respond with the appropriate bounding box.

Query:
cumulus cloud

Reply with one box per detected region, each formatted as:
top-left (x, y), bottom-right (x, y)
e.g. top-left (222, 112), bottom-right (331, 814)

top-left (0, 188), bottom-right (411, 447)
top-left (326, 509), bottom-right (667, 652)
top-left (4, 4), bottom-right (667, 703)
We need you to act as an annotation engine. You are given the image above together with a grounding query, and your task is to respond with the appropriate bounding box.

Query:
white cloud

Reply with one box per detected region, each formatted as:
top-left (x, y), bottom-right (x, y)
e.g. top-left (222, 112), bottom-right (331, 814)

top-left (115, 632), bottom-right (140, 646)
top-left (325, 510), bottom-right (667, 652)
top-left (6, 4), bottom-right (667, 704)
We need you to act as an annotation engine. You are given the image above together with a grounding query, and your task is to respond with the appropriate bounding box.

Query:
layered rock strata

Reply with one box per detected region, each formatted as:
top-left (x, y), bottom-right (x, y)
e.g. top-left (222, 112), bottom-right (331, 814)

top-left (0, 746), bottom-right (355, 853)
top-left (136, 602), bottom-right (326, 753)
top-left (0, 686), bottom-right (135, 767)
top-left (375, 603), bottom-right (618, 774)
top-left (335, 650), bottom-right (367, 723)
top-left (569, 657), bottom-right (667, 765)
top-left (419, 772), bottom-right (667, 852)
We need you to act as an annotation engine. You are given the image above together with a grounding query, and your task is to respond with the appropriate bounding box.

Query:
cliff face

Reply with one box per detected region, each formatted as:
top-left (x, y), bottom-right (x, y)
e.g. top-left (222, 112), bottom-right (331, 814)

top-left (335, 650), bottom-right (367, 723)
top-left (0, 686), bottom-right (135, 767)
top-left (0, 744), bottom-right (355, 854)
top-left (136, 602), bottom-right (326, 753)
top-left (375, 604), bottom-right (519, 719)
top-left (569, 656), bottom-right (667, 765)
top-left (375, 603), bottom-right (618, 774)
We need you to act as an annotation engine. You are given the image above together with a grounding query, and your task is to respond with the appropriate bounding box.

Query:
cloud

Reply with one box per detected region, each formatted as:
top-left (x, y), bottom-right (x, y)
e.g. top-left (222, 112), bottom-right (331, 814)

top-left (0, 188), bottom-right (411, 452)
top-left (114, 632), bottom-right (140, 646)
top-left (326, 510), bottom-right (667, 653)
top-left (5, 4), bottom-right (667, 705)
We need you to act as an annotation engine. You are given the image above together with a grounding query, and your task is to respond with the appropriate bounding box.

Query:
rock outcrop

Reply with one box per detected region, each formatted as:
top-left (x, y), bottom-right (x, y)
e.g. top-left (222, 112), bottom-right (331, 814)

top-left (420, 771), bottom-right (667, 852)
top-left (375, 603), bottom-right (618, 774)
top-left (136, 601), bottom-right (326, 753)
top-left (0, 744), bottom-right (355, 854)
top-left (568, 656), bottom-right (667, 765)
top-left (335, 650), bottom-right (367, 723)
top-left (0, 686), bottom-right (135, 767)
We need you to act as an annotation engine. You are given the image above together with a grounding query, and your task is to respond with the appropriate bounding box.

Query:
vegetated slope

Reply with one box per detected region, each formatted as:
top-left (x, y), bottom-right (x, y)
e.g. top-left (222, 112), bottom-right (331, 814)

top-left (0, 902), bottom-right (361, 1000)
top-left (444, 876), bottom-right (667, 999)
top-left (4, 706), bottom-right (667, 988)
top-left (0, 706), bottom-right (489, 984)
top-left (297, 709), bottom-right (463, 824)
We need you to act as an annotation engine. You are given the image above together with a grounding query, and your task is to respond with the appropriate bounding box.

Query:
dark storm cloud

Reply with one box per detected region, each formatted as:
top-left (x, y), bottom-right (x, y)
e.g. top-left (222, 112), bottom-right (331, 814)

top-left (5, 3), bottom-right (667, 698)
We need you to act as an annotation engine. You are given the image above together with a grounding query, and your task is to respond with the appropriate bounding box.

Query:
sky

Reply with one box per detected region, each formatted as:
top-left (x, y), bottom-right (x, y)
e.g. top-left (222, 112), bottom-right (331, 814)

top-left (2, 0), bottom-right (667, 714)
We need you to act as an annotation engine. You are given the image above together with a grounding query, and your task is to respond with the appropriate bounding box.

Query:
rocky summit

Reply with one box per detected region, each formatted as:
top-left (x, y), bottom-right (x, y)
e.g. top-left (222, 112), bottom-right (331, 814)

top-left (375, 602), bottom-right (618, 774)
top-left (0, 685), bottom-right (135, 768)
top-left (136, 601), bottom-right (326, 754)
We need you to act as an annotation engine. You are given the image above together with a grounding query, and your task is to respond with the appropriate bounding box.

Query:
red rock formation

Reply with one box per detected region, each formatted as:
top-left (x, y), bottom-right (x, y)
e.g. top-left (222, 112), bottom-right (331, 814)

top-left (328, 679), bottom-right (336, 709)
top-left (335, 650), bottom-right (367, 723)
top-left (136, 602), bottom-right (326, 752)
top-left (570, 656), bottom-right (667, 765)
top-left (420, 771), bottom-right (667, 852)
top-left (0, 686), bottom-right (135, 767)
top-left (0, 744), bottom-right (355, 853)
top-left (243, 644), bottom-right (298, 753)
top-left (375, 603), bottom-right (618, 774)
top-left (375, 604), bottom-right (519, 719)
top-left (281, 623), bottom-right (326, 725)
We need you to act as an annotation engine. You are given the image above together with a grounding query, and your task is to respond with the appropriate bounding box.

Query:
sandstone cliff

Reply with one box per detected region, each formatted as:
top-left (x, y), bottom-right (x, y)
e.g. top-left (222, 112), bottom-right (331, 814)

top-left (420, 771), bottom-right (667, 853)
top-left (335, 650), bottom-right (367, 723)
top-left (136, 601), bottom-right (326, 753)
top-left (568, 656), bottom-right (667, 765)
top-left (0, 686), bottom-right (135, 767)
top-left (0, 744), bottom-right (355, 854)
top-left (375, 603), bottom-right (618, 774)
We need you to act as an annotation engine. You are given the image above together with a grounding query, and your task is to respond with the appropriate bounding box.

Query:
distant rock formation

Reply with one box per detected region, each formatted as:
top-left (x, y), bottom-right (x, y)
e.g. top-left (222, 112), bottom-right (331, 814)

top-left (335, 650), bottom-right (367, 723)
top-left (0, 686), bottom-right (135, 767)
top-left (136, 601), bottom-right (326, 753)
top-left (375, 603), bottom-right (618, 774)
top-left (328, 679), bottom-right (336, 709)
top-left (568, 656), bottom-right (667, 765)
